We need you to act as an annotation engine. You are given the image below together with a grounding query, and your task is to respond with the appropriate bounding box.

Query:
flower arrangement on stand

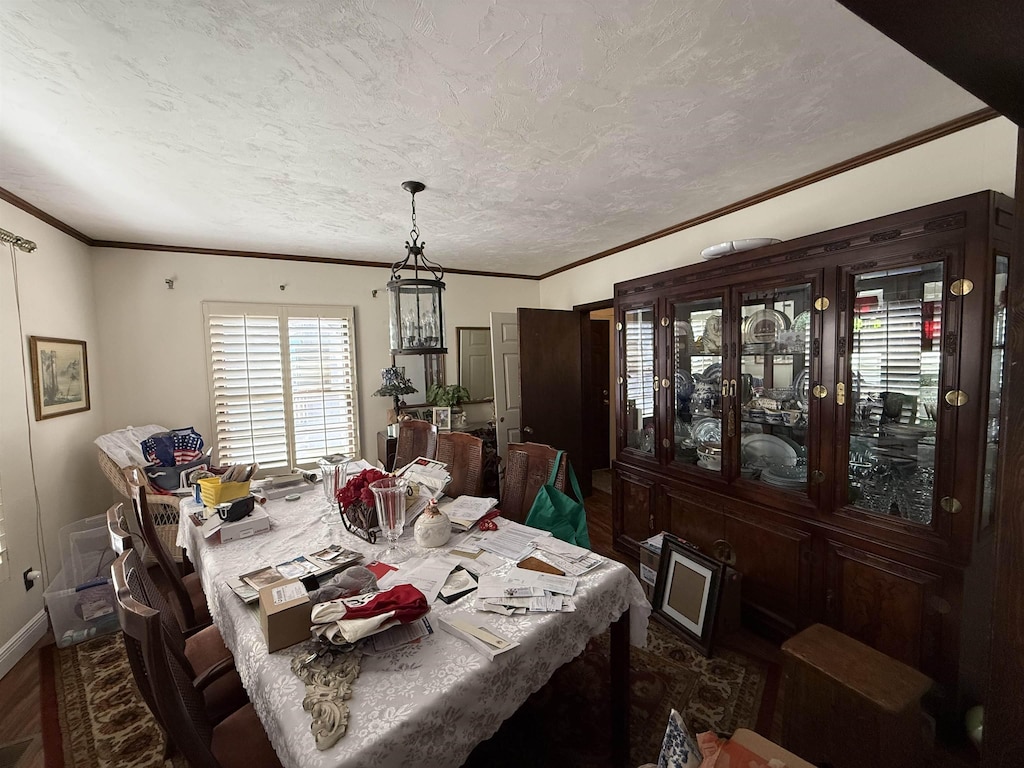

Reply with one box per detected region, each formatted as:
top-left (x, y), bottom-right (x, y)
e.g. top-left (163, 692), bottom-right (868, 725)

top-left (336, 467), bottom-right (387, 540)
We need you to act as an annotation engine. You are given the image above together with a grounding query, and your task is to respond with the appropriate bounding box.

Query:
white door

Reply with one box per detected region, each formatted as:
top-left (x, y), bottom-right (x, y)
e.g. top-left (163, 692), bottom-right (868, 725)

top-left (490, 312), bottom-right (521, 483)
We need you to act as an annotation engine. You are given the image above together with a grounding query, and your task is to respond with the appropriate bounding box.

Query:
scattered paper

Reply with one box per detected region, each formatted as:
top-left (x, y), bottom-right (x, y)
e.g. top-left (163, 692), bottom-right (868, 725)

top-left (377, 556), bottom-right (459, 604)
top-left (365, 617), bottom-right (433, 654)
top-left (478, 519), bottom-right (551, 560)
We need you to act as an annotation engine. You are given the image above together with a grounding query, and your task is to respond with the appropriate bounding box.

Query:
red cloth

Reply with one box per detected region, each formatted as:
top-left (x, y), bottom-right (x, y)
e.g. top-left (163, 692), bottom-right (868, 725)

top-left (335, 584), bottom-right (427, 623)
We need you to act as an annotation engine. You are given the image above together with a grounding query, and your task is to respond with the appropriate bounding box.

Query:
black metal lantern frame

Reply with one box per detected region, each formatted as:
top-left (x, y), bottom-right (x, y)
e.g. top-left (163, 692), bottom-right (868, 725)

top-left (388, 181), bottom-right (447, 355)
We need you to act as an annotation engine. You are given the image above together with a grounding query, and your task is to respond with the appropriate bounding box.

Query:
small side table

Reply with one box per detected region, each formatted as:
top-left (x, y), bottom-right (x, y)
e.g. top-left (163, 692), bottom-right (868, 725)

top-left (781, 623), bottom-right (932, 768)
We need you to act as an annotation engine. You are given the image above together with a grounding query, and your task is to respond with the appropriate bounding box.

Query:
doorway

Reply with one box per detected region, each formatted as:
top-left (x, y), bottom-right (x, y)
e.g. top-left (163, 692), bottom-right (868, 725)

top-left (580, 302), bottom-right (615, 496)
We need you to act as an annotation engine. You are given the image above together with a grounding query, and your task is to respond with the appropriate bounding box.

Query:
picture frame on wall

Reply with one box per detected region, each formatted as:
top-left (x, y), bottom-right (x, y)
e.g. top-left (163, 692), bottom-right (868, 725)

top-left (652, 536), bottom-right (723, 657)
top-left (29, 336), bottom-right (91, 420)
top-left (432, 406), bottom-right (452, 431)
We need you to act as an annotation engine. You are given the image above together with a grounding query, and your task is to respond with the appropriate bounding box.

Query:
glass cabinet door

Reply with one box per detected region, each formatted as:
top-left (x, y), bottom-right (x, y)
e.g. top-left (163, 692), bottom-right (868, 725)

top-left (670, 296), bottom-right (724, 472)
top-left (622, 305), bottom-right (657, 455)
top-left (846, 262), bottom-right (943, 525)
top-left (737, 283), bottom-right (813, 491)
top-left (980, 255), bottom-right (1008, 532)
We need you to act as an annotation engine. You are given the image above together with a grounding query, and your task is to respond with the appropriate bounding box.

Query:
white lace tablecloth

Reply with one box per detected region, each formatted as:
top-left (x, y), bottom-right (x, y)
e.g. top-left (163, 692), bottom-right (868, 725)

top-left (177, 493), bottom-right (650, 768)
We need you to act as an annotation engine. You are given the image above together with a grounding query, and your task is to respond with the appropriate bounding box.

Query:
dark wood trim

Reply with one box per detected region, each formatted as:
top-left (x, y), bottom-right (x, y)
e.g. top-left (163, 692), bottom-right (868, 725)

top-left (0, 186), bottom-right (93, 244)
top-left (540, 108), bottom-right (1001, 280)
top-left (610, 609), bottom-right (630, 768)
top-left (984, 127), bottom-right (1024, 768)
top-left (90, 240), bottom-right (538, 279)
top-left (572, 297), bottom-right (614, 313)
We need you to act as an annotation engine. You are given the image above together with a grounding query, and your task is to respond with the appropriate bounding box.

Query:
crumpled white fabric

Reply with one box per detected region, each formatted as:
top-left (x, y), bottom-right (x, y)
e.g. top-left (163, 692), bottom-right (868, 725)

top-left (95, 424), bottom-right (168, 468)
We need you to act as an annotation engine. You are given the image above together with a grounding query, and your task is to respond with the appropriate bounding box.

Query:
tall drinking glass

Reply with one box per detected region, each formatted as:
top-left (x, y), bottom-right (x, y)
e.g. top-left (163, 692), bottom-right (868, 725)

top-left (369, 477), bottom-right (409, 563)
top-left (318, 455), bottom-right (351, 525)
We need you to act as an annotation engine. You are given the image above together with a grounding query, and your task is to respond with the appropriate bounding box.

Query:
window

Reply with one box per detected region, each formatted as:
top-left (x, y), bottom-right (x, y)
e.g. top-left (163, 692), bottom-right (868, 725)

top-left (203, 303), bottom-right (361, 470)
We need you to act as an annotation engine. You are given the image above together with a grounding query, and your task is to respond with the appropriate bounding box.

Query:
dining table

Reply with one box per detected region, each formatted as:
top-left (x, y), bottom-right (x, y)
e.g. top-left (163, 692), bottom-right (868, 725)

top-left (176, 480), bottom-right (649, 768)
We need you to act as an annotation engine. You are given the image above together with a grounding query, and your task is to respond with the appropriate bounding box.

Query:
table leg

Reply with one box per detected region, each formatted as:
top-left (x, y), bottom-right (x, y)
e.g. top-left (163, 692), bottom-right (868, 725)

top-left (611, 608), bottom-right (630, 768)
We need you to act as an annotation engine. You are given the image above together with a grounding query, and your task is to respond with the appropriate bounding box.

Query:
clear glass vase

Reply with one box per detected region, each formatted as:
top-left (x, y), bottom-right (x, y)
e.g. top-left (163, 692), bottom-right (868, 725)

top-left (369, 477), bottom-right (409, 563)
top-left (317, 455), bottom-right (351, 525)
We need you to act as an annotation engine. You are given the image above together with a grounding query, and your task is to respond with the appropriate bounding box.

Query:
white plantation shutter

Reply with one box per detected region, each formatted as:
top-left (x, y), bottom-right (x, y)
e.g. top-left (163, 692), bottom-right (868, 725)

top-left (286, 311), bottom-right (359, 463)
top-left (624, 310), bottom-right (655, 420)
top-left (204, 303), bottom-right (360, 470)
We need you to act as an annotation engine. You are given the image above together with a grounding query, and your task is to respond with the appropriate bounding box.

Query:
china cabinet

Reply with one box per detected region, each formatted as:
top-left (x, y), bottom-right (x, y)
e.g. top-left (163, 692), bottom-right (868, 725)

top-left (612, 191), bottom-right (1013, 702)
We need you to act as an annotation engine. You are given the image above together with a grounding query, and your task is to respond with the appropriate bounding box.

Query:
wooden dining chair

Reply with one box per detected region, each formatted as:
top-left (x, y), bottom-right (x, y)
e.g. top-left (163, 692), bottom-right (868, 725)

top-left (112, 549), bottom-right (247, 729)
top-left (112, 551), bottom-right (281, 768)
top-left (106, 502), bottom-right (134, 554)
top-left (125, 467), bottom-right (210, 631)
top-left (394, 418), bottom-right (438, 470)
top-left (500, 442), bottom-right (567, 523)
top-left (436, 432), bottom-right (484, 497)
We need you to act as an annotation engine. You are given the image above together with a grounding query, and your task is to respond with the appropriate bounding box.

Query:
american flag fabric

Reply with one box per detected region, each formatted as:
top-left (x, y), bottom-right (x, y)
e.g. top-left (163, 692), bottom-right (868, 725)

top-left (141, 427), bottom-right (205, 467)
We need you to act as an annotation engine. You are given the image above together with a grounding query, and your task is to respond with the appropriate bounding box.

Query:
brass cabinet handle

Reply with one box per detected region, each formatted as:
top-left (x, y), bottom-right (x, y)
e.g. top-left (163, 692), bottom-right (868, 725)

top-left (730, 379), bottom-right (737, 397)
top-left (836, 381), bottom-right (845, 406)
top-left (662, 378), bottom-right (670, 389)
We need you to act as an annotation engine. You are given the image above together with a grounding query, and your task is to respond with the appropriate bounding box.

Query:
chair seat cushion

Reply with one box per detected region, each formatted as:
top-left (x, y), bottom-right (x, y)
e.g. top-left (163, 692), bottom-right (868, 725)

top-left (211, 703), bottom-right (282, 768)
top-left (184, 624), bottom-right (232, 672)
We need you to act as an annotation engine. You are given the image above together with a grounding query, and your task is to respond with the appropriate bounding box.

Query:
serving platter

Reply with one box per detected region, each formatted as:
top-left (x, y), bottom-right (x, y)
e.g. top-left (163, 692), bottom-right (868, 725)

top-left (741, 433), bottom-right (798, 467)
top-left (742, 308), bottom-right (791, 344)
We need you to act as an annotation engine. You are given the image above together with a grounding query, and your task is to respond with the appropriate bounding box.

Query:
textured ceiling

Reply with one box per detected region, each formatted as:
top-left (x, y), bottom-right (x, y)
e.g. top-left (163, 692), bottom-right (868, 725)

top-left (0, 0), bottom-right (982, 276)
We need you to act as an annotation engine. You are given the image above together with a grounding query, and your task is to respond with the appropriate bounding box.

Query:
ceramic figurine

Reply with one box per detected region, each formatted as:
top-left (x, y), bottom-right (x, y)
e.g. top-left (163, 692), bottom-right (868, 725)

top-left (413, 498), bottom-right (451, 548)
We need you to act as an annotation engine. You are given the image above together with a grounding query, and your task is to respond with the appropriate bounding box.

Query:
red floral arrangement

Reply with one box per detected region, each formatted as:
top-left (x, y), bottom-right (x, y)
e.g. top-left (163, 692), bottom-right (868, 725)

top-left (336, 468), bottom-right (387, 509)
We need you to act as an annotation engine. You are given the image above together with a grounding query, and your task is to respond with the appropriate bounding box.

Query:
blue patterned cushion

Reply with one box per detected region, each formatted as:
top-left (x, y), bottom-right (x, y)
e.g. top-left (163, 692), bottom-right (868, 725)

top-left (657, 709), bottom-right (702, 768)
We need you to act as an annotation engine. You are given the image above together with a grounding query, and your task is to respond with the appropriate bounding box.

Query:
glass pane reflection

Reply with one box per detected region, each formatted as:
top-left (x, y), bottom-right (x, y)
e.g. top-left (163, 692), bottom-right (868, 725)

top-left (738, 284), bottom-right (812, 492)
top-left (847, 263), bottom-right (943, 525)
top-left (624, 307), bottom-right (656, 454)
top-left (671, 297), bottom-right (723, 472)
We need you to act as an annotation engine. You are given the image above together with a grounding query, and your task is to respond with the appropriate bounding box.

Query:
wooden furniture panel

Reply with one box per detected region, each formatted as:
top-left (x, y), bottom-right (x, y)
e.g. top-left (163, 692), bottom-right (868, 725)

top-left (612, 466), bottom-right (656, 555)
top-left (824, 540), bottom-right (956, 685)
top-left (377, 430), bottom-right (397, 472)
top-left (782, 623), bottom-right (932, 768)
top-left (724, 506), bottom-right (812, 634)
top-left (662, 485), bottom-right (724, 556)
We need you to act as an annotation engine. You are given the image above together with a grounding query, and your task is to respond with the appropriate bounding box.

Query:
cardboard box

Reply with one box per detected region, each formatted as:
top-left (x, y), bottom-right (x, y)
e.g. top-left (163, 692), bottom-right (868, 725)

top-left (638, 533), bottom-right (666, 601)
top-left (219, 505), bottom-right (271, 542)
top-left (258, 578), bottom-right (312, 652)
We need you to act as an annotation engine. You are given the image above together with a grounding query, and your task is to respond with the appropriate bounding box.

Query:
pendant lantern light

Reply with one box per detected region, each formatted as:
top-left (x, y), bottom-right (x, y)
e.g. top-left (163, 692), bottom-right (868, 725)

top-left (387, 181), bottom-right (446, 355)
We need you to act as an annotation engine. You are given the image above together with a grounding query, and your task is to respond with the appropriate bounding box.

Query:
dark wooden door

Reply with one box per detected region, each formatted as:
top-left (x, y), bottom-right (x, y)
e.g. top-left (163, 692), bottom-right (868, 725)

top-left (518, 308), bottom-right (590, 497)
top-left (589, 319), bottom-right (611, 471)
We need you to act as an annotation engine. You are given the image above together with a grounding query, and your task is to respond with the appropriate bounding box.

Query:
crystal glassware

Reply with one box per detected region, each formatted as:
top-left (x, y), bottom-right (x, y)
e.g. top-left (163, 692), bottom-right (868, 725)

top-left (369, 477), bottom-right (409, 563)
top-left (317, 455), bottom-right (352, 526)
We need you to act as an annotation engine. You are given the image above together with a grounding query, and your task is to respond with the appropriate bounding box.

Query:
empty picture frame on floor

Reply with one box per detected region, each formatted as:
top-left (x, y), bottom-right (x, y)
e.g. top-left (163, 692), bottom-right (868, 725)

top-left (652, 537), bottom-right (723, 656)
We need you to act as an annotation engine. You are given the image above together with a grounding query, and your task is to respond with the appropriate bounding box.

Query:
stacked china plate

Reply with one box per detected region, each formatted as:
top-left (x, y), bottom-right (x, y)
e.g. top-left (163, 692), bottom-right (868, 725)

top-left (760, 465), bottom-right (807, 489)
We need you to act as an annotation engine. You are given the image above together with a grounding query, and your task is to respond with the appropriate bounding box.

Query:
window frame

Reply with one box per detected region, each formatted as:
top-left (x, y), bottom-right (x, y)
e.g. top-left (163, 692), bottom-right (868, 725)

top-left (202, 301), bottom-right (362, 473)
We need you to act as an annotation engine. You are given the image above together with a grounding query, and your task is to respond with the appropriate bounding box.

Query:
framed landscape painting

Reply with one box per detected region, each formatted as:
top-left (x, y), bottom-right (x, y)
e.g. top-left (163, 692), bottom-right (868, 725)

top-left (29, 336), bottom-right (90, 420)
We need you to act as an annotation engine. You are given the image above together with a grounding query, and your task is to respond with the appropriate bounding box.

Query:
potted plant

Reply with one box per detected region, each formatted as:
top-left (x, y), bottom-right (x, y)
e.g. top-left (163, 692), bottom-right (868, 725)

top-left (426, 383), bottom-right (471, 413)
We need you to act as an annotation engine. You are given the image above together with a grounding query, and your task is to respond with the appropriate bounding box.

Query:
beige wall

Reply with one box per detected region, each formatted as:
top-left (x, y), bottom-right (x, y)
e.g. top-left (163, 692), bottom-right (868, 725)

top-left (90, 248), bottom-right (539, 461)
top-left (538, 118), bottom-right (1019, 309)
top-left (0, 200), bottom-right (108, 655)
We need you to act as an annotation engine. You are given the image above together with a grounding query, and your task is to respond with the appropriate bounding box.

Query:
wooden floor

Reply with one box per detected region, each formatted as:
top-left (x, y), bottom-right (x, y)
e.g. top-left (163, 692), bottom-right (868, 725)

top-left (0, 633), bottom-right (49, 768)
top-left (0, 477), bottom-right (975, 768)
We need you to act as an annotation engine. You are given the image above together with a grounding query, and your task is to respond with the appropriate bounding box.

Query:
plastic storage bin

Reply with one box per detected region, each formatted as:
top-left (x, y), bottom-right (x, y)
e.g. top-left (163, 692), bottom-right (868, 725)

top-left (44, 514), bottom-right (121, 647)
top-left (44, 569), bottom-right (120, 647)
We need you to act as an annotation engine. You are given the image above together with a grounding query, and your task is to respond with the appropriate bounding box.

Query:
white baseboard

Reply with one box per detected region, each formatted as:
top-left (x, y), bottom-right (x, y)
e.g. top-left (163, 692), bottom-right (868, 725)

top-left (0, 610), bottom-right (48, 680)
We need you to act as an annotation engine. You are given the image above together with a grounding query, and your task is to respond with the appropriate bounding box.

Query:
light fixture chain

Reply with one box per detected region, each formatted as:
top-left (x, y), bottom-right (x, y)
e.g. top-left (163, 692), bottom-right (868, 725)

top-left (409, 191), bottom-right (419, 240)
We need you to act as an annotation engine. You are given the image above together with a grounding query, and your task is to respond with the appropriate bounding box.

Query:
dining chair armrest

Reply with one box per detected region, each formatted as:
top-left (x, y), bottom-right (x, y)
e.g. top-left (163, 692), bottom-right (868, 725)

top-left (193, 657), bottom-right (237, 691)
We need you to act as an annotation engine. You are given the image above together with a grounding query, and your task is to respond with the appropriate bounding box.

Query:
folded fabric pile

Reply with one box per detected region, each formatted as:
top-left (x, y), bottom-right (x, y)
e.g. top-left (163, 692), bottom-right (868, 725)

top-left (311, 584), bottom-right (428, 645)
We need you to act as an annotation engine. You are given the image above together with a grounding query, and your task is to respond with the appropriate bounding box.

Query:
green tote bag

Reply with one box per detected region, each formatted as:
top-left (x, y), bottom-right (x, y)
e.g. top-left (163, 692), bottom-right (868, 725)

top-left (524, 450), bottom-right (591, 549)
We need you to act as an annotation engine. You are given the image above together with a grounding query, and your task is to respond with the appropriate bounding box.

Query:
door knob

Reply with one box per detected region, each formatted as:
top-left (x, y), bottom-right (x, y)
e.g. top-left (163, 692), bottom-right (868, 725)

top-left (523, 426), bottom-right (534, 434)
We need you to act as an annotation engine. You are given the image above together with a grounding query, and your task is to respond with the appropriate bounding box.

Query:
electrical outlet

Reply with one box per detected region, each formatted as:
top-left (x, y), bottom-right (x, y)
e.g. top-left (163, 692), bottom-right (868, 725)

top-left (23, 567), bottom-right (35, 591)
